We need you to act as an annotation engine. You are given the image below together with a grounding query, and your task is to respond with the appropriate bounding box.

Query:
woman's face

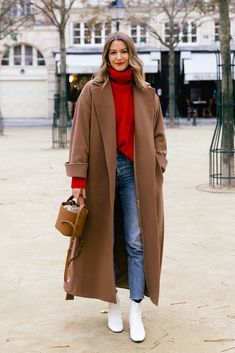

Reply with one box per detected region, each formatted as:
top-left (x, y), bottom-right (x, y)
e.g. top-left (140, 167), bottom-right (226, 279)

top-left (108, 40), bottom-right (130, 71)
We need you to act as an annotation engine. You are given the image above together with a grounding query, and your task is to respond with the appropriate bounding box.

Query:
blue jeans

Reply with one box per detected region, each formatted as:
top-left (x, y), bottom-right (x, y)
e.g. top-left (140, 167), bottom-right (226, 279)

top-left (115, 151), bottom-right (145, 300)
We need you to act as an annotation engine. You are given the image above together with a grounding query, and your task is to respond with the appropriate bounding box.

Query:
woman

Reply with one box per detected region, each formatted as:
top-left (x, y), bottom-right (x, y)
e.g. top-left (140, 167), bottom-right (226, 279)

top-left (65, 32), bottom-right (167, 342)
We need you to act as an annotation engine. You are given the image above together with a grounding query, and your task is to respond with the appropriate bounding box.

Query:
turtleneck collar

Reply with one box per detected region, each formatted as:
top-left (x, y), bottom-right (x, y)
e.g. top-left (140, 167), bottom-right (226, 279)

top-left (108, 67), bottom-right (133, 85)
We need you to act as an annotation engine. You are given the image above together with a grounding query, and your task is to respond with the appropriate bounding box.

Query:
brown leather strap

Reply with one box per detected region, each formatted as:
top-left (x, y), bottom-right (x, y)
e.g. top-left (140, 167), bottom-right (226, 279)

top-left (63, 236), bottom-right (84, 283)
top-left (63, 236), bottom-right (75, 283)
top-left (63, 204), bottom-right (86, 283)
top-left (63, 195), bottom-right (86, 292)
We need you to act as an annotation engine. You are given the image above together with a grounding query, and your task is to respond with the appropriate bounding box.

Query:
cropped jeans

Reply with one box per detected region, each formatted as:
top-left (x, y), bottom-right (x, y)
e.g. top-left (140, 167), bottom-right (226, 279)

top-left (115, 151), bottom-right (145, 301)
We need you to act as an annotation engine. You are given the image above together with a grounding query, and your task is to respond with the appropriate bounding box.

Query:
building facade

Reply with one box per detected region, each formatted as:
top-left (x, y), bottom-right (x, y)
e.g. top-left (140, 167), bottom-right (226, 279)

top-left (0, 1), bottom-right (234, 120)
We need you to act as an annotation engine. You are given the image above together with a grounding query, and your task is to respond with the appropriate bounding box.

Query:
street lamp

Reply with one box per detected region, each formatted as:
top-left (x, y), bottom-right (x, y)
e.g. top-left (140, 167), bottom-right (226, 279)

top-left (109, 0), bottom-right (125, 32)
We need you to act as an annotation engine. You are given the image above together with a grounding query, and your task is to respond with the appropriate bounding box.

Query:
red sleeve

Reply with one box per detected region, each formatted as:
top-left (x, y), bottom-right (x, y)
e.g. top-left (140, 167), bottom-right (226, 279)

top-left (71, 177), bottom-right (87, 189)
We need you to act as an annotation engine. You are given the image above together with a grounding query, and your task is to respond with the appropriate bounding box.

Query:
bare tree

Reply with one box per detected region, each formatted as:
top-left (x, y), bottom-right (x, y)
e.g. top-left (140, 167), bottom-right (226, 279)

top-left (126, 0), bottom-right (206, 127)
top-left (28, 0), bottom-right (78, 147)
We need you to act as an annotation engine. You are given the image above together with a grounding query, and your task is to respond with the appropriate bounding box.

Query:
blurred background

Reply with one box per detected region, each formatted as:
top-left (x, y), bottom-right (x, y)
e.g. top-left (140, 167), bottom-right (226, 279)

top-left (0, 0), bottom-right (231, 126)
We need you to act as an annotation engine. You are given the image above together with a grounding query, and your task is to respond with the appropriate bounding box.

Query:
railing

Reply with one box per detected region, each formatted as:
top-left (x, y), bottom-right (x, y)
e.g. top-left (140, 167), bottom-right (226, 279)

top-left (209, 63), bottom-right (235, 187)
top-left (52, 93), bottom-right (72, 148)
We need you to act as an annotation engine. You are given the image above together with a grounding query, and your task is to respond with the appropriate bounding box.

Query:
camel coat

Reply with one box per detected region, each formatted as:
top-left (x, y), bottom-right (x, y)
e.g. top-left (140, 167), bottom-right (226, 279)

top-left (64, 78), bottom-right (167, 305)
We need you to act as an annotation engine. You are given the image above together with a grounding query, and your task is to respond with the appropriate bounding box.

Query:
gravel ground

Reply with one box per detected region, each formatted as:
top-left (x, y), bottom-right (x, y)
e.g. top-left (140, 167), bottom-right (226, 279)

top-left (0, 125), bottom-right (234, 353)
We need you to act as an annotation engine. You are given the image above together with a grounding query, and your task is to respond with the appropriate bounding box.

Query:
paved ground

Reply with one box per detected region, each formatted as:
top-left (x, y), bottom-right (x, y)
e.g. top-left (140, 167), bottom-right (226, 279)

top-left (0, 125), bottom-right (234, 353)
top-left (2, 117), bottom-right (216, 128)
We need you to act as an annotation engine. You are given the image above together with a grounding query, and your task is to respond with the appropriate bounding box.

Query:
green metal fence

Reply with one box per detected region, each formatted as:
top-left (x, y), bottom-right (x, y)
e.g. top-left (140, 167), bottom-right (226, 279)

top-left (52, 94), bottom-right (72, 148)
top-left (209, 62), bottom-right (235, 187)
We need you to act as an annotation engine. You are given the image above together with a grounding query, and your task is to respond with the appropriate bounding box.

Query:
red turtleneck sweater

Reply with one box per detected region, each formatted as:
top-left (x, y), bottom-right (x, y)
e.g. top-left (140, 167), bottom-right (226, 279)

top-left (71, 67), bottom-right (134, 189)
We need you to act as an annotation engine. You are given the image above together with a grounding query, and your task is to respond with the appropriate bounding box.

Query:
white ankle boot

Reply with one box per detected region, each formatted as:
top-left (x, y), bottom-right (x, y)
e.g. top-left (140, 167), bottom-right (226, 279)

top-left (108, 295), bottom-right (123, 333)
top-left (129, 300), bottom-right (146, 342)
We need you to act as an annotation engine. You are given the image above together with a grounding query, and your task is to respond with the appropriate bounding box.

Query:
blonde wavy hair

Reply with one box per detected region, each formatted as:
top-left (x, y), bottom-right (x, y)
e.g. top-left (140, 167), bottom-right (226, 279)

top-left (94, 32), bottom-right (148, 91)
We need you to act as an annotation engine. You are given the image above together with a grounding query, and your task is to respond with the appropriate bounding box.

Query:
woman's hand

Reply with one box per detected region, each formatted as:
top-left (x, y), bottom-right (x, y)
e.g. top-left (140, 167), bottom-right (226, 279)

top-left (72, 188), bottom-right (86, 199)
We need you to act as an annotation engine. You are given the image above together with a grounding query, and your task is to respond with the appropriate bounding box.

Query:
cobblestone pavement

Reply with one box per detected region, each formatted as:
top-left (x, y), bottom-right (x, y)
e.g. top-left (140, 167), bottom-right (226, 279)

top-left (0, 126), bottom-right (234, 353)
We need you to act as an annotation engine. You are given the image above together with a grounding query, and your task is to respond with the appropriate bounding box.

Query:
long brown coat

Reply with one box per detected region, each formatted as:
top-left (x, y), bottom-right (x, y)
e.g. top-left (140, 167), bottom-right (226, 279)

top-left (64, 79), bottom-right (167, 305)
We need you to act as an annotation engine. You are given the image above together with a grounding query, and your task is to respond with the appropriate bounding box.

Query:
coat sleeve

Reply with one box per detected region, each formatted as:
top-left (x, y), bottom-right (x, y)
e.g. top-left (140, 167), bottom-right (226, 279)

top-left (154, 95), bottom-right (168, 173)
top-left (65, 82), bottom-right (92, 177)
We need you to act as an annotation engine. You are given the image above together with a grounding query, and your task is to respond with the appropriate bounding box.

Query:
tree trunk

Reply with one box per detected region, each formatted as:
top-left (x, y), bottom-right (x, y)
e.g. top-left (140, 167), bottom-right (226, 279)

top-left (219, 0), bottom-right (234, 185)
top-left (57, 25), bottom-right (68, 148)
top-left (168, 45), bottom-right (175, 127)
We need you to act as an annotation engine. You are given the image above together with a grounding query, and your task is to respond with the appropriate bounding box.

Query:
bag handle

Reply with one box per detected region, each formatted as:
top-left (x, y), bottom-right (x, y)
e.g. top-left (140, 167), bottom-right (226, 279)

top-left (66, 195), bottom-right (85, 206)
top-left (74, 195), bottom-right (85, 206)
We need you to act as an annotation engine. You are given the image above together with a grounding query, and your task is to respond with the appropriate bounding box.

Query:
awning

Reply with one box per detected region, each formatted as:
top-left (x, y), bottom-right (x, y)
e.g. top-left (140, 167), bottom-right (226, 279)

top-left (139, 53), bottom-right (160, 73)
top-left (183, 53), bottom-right (217, 81)
top-left (61, 54), bottom-right (101, 74)
top-left (55, 52), bottom-right (159, 74)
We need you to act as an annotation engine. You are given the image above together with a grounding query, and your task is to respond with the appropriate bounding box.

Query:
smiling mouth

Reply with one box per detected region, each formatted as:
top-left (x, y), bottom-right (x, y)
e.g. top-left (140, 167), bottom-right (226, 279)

top-left (116, 62), bottom-right (125, 65)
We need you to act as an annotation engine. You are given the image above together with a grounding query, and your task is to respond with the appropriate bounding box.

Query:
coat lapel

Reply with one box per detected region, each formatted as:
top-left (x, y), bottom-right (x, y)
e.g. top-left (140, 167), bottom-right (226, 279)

top-left (133, 85), bottom-right (155, 158)
top-left (92, 81), bottom-right (117, 205)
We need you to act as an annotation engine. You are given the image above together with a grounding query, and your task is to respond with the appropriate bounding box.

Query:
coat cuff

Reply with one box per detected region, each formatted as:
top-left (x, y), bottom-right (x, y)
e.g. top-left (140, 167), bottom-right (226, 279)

top-left (71, 177), bottom-right (87, 189)
top-left (65, 162), bottom-right (88, 177)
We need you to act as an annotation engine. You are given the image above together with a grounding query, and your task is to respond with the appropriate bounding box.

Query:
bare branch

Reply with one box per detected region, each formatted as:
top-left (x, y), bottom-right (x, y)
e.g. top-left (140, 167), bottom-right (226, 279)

top-left (29, 0), bottom-right (78, 29)
top-left (0, 0), bottom-right (34, 40)
top-left (29, 0), bottom-right (60, 27)
top-left (65, 0), bottom-right (77, 24)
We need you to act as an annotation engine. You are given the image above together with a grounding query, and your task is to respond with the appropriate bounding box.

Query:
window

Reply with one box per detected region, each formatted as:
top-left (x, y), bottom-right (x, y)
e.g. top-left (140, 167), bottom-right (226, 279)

top-left (1, 50), bottom-right (10, 66)
top-left (182, 22), bottom-right (189, 43)
top-left (1, 44), bottom-right (45, 67)
top-left (37, 50), bottom-right (45, 66)
top-left (140, 25), bottom-right (147, 43)
top-left (11, 1), bottom-right (31, 18)
top-left (191, 22), bottom-right (197, 42)
top-left (165, 22), bottom-right (180, 44)
top-left (131, 25), bottom-right (138, 43)
top-left (14, 45), bottom-right (22, 65)
top-left (130, 24), bottom-right (147, 44)
top-left (181, 22), bottom-right (197, 43)
top-left (105, 22), bottom-right (112, 39)
top-left (25, 3), bottom-right (31, 15)
top-left (25, 45), bottom-right (33, 65)
top-left (94, 23), bottom-right (102, 44)
top-left (84, 23), bottom-right (92, 44)
top-left (72, 22), bottom-right (112, 45)
top-left (215, 21), bottom-right (220, 41)
top-left (73, 23), bottom-right (81, 44)
top-left (11, 4), bottom-right (18, 18)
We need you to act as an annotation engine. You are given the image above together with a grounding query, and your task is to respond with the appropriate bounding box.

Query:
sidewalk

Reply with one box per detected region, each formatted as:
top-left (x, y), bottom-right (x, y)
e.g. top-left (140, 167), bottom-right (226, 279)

top-left (0, 126), bottom-right (234, 353)
top-left (2, 117), bottom-right (216, 128)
